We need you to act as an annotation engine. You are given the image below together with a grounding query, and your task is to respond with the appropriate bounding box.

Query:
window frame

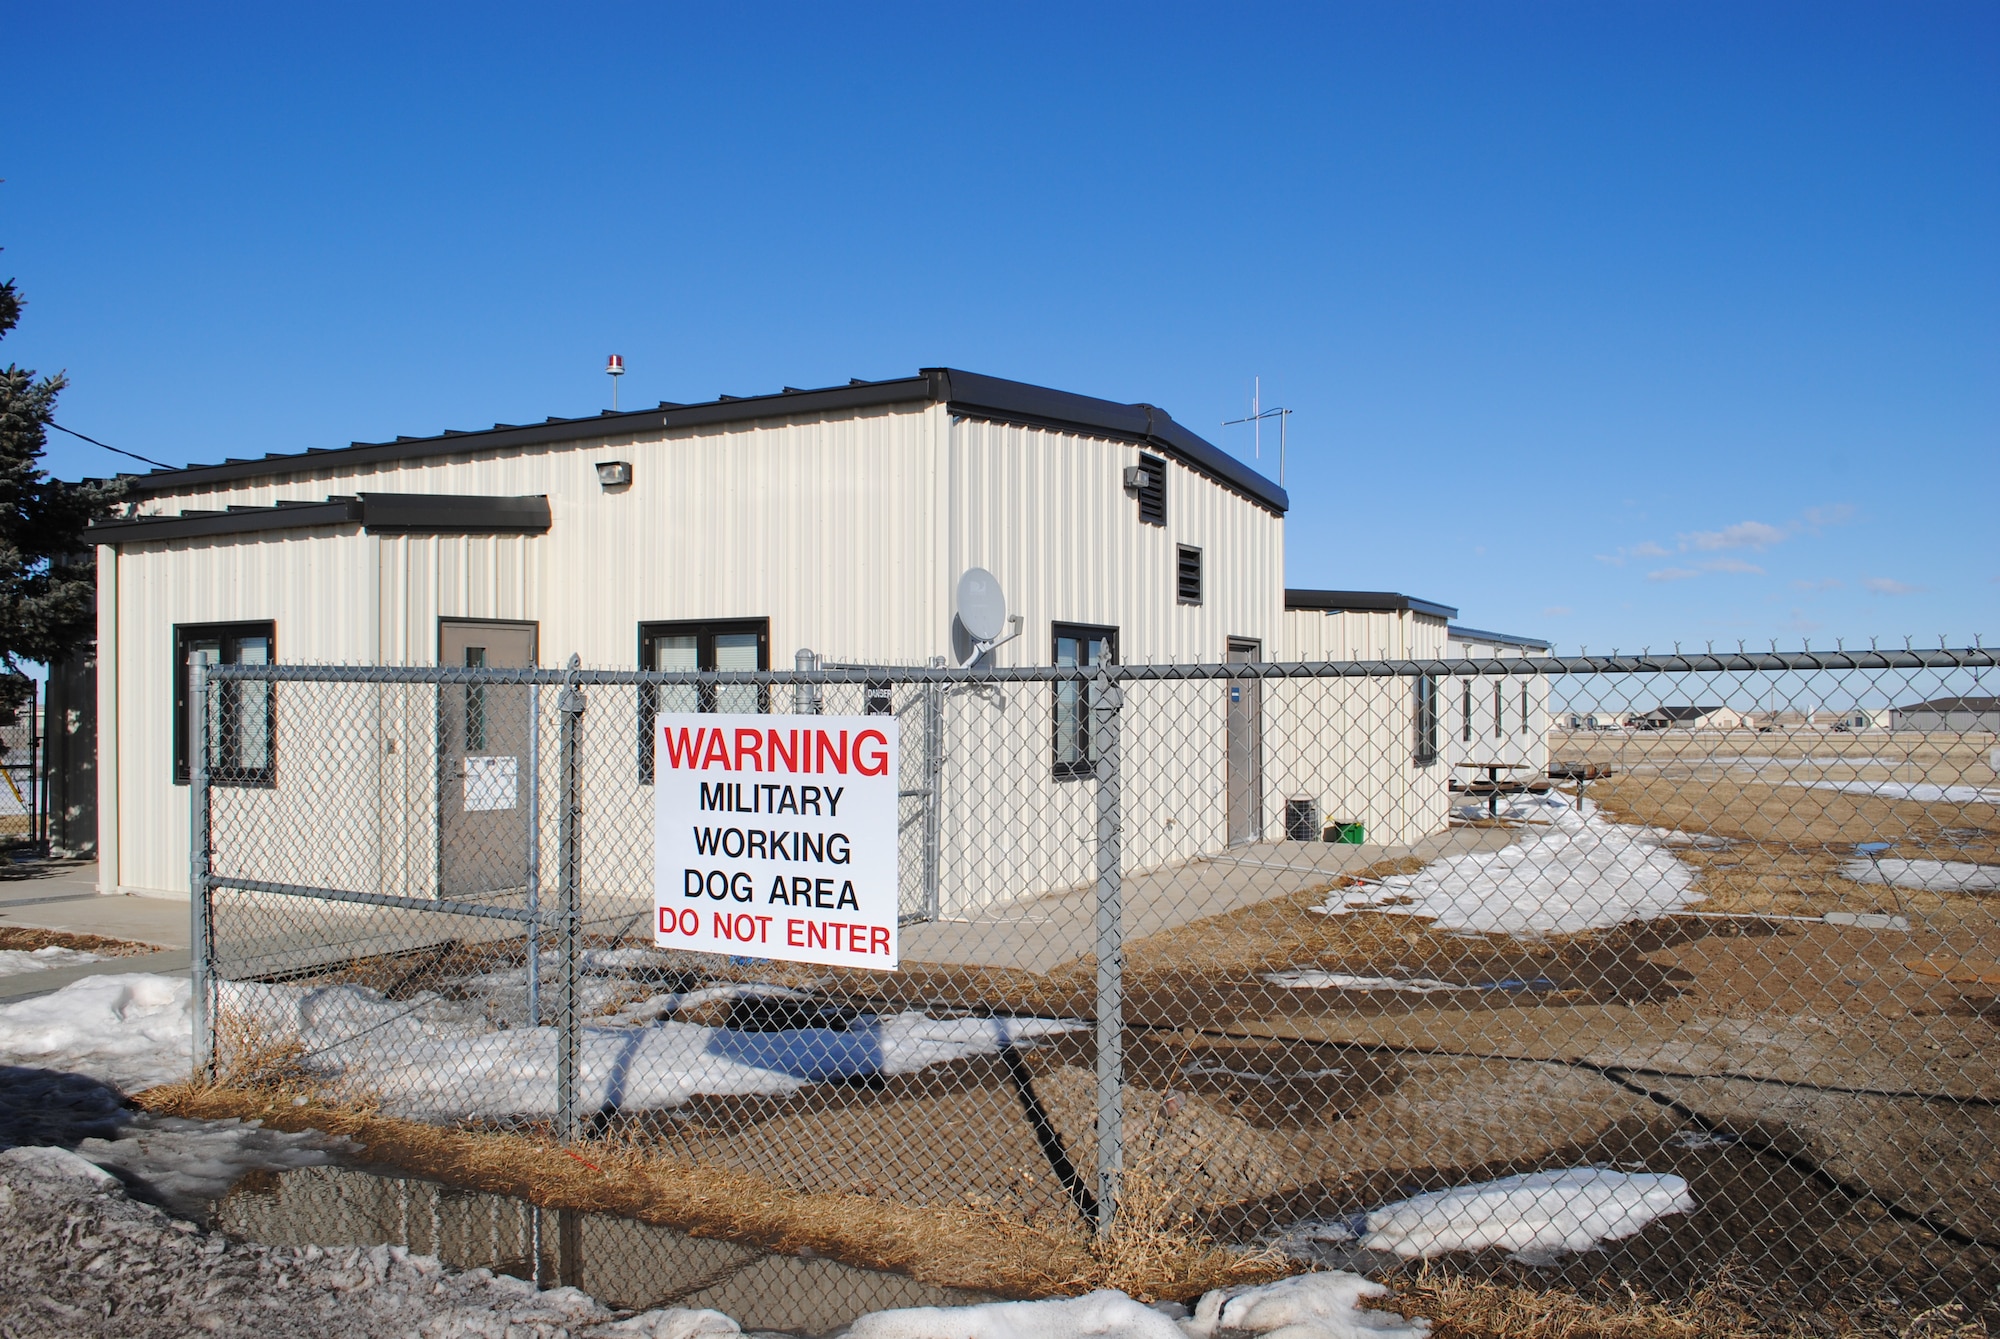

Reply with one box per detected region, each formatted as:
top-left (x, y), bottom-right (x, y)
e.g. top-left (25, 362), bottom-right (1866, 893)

top-left (173, 621), bottom-right (277, 787)
top-left (637, 618), bottom-right (771, 783)
top-left (1414, 673), bottom-right (1440, 765)
top-left (1176, 544), bottom-right (1203, 606)
top-left (1051, 621), bottom-right (1119, 781)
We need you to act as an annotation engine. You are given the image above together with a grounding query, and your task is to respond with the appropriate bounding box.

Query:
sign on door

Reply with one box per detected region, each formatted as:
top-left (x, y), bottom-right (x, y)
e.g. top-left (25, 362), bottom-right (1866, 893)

top-left (653, 714), bottom-right (901, 970)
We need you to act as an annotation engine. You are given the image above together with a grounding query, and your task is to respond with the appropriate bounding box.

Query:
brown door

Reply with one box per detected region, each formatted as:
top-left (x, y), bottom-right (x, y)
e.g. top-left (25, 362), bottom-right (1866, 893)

top-left (438, 620), bottom-right (537, 897)
top-left (1226, 638), bottom-right (1264, 845)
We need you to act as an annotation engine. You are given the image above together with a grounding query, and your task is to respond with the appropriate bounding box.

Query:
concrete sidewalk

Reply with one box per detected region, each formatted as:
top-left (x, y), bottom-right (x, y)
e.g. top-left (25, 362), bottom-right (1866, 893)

top-left (0, 858), bottom-right (191, 1001)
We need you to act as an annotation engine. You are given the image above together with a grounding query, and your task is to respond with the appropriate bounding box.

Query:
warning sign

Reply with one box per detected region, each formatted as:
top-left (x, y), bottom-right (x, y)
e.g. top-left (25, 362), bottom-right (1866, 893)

top-left (653, 714), bottom-right (900, 970)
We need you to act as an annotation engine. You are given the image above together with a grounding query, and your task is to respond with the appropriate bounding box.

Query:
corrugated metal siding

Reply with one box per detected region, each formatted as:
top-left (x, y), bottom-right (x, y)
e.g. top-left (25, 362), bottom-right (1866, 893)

top-left (1443, 636), bottom-right (1551, 774)
top-left (110, 530), bottom-right (377, 894)
top-left (947, 416), bottom-right (1284, 665)
top-left (102, 401), bottom-right (1364, 899)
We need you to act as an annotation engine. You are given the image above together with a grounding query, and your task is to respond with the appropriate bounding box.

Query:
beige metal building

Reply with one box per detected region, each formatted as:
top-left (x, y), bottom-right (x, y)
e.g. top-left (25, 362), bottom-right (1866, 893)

top-left (87, 369), bottom-right (1499, 902)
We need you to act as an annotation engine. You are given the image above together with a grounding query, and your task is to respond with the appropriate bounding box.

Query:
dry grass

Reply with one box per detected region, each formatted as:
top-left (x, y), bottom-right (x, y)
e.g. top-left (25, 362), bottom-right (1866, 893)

top-left (1385, 1266), bottom-right (1993, 1338)
top-left (0, 925), bottom-right (160, 956)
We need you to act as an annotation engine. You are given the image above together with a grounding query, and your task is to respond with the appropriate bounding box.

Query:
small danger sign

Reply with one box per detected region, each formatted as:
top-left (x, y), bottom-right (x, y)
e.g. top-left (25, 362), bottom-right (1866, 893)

top-left (653, 714), bottom-right (900, 970)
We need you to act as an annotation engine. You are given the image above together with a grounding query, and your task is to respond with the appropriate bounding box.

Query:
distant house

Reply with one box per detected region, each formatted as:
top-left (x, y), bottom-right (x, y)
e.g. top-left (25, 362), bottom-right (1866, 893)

top-left (1632, 705), bottom-right (1746, 731)
top-left (1890, 696), bottom-right (2000, 733)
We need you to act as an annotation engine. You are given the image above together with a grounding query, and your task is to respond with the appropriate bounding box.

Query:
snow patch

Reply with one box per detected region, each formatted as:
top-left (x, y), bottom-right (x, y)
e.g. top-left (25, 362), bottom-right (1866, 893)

top-left (1, 970), bottom-right (1077, 1119)
top-left (1840, 858), bottom-right (2000, 892)
top-left (848, 1273), bottom-right (1427, 1338)
top-left (1785, 778), bottom-right (2000, 806)
top-left (0, 945), bottom-right (105, 977)
top-left (1289, 1168), bottom-right (1693, 1263)
top-left (1316, 798), bottom-right (1702, 935)
top-left (0, 972), bottom-right (194, 1092)
top-left (1185, 1272), bottom-right (1431, 1337)
top-left (1264, 972), bottom-right (1474, 994)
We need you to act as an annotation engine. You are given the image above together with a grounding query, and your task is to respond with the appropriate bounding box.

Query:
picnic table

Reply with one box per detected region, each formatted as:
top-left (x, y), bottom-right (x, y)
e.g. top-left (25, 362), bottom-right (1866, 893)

top-left (1453, 762), bottom-right (1539, 817)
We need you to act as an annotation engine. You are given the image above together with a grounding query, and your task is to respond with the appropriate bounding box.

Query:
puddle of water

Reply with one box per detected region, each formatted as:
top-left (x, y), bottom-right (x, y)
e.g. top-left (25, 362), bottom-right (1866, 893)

top-left (211, 1163), bottom-right (985, 1335)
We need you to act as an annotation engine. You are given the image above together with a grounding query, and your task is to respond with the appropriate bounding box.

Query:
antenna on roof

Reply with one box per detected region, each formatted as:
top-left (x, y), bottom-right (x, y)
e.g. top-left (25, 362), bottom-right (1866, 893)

top-left (606, 354), bottom-right (625, 411)
top-left (1222, 376), bottom-right (1294, 485)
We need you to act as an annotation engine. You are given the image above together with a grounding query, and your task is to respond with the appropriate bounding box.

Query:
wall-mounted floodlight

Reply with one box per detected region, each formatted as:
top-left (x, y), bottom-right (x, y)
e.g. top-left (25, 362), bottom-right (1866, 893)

top-left (595, 460), bottom-right (632, 488)
top-left (1122, 465), bottom-right (1152, 491)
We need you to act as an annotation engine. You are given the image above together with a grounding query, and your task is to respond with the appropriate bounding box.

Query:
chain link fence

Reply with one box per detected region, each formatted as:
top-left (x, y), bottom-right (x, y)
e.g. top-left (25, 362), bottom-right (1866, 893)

top-left (188, 647), bottom-right (1999, 1319)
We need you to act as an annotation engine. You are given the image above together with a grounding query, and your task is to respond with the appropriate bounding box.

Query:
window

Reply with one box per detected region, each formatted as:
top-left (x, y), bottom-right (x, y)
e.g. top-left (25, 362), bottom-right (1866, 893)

top-left (1520, 684), bottom-right (1530, 736)
top-left (1494, 682), bottom-right (1505, 739)
top-left (1414, 674), bottom-right (1439, 765)
top-left (1176, 544), bottom-right (1203, 606)
top-left (1461, 681), bottom-right (1473, 742)
top-left (1052, 622), bottom-right (1118, 780)
top-left (1135, 453), bottom-right (1166, 526)
top-left (637, 619), bottom-right (769, 782)
top-left (463, 646), bottom-right (489, 752)
top-left (174, 622), bottom-right (275, 785)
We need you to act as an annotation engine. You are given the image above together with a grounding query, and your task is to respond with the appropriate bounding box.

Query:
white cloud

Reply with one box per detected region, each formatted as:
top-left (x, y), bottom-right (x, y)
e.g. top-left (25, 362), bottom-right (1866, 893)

top-left (1701, 558), bottom-right (1764, 575)
top-left (1791, 578), bottom-right (1842, 592)
top-left (1541, 605), bottom-right (1572, 617)
top-left (1680, 520), bottom-right (1788, 553)
top-left (1863, 577), bottom-right (1923, 596)
top-left (1802, 504), bottom-right (1856, 529)
top-left (1646, 567), bottom-right (1703, 582)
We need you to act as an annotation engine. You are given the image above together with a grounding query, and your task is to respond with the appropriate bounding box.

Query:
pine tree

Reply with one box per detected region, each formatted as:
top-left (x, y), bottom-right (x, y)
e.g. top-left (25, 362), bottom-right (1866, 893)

top-left (0, 261), bottom-right (125, 717)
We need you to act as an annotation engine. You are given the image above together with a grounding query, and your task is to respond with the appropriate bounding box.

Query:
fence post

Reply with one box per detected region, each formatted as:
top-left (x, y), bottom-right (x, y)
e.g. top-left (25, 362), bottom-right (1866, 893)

top-left (922, 667), bottom-right (944, 922)
top-left (187, 659), bottom-right (215, 1083)
top-left (1091, 668), bottom-right (1124, 1238)
top-left (525, 683), bottom-right (541, 1027)
top-left (555, 657), bottom-right (585, 1141)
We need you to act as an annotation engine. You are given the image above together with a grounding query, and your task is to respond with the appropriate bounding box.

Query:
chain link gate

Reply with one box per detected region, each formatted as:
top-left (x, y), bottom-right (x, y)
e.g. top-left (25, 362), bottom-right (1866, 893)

top-left (187, 647), bottom-right (1999, 1322)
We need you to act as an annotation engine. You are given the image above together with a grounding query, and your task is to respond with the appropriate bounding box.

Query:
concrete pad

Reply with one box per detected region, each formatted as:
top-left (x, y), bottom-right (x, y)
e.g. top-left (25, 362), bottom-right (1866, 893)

top-left (0, 862), bottom-right (188, 951)
top-left (897, 824), bottom-right (1517, 973)
top-left (901, 841), bottom-right (1410, 973)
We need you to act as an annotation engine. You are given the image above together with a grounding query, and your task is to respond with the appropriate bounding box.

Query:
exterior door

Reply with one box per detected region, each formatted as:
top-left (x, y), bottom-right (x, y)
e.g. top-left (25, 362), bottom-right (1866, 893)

top-left (1226, 638), bottom-right (1264, 845)
top-left (438, 620), bottom-right (537, 897)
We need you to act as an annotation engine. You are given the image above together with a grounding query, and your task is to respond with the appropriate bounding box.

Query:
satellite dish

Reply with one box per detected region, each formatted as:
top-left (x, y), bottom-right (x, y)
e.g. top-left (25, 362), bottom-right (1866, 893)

top-left (955, 568), bottom-right (1008, 643)
top-left (951, 568), bottom-right (1021, 669)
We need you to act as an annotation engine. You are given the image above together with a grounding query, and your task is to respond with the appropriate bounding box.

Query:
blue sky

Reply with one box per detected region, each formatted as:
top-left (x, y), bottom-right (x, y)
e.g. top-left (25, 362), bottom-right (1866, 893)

top-left (5, 2), bottom-right (1994, 654)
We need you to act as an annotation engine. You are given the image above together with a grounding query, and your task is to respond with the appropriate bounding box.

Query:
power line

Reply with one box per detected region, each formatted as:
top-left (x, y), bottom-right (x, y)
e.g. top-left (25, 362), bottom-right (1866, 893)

top-left (45, 421), bottom-right (174, 472)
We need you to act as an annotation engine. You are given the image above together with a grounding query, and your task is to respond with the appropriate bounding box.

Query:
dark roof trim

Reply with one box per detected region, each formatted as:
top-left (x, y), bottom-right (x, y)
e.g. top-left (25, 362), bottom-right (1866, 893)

top-left (1897, 695), bottom-right (2000, 711)
top-left (926, 370), bottom-right (1288, 514)
top-left (88, 493), bottom-right (551, 545)
top-left (123, 369), bottom-right (1288, 515)
top-left (1446, 624), bottom-right (1553, 652)
top-left (1285, 589), bottom-right (1459, 621)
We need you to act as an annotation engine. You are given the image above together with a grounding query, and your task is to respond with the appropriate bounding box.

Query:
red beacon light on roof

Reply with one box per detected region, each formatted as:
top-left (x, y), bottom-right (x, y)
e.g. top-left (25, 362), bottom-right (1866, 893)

top-left (605, 354), bottom-right (625, 410)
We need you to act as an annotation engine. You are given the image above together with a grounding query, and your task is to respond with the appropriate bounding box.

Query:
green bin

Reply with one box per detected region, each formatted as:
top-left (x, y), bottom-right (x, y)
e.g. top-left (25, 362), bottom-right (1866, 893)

top-left (1324, 822), bottom-right (1365, 845)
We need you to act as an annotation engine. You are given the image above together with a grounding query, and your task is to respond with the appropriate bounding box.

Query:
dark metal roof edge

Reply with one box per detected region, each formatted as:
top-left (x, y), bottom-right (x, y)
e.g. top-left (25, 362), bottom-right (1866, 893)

top-left (1446, 624), bottom-right (1553, 651)
top-left (129, 378), bottom-right (936, 496)
top-left (128, 368), bottom-right (1289, 514)
top-left (1285, 589), bottom-right (1460, 620)
top-left (88, 499), bottom-right (361, 544)
top-left (357, 492), bottom-right (551, 535)
top-left (930, 368), bottom-right (1287, 514)
top-left (88, 494), bottom-right (550, 545)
